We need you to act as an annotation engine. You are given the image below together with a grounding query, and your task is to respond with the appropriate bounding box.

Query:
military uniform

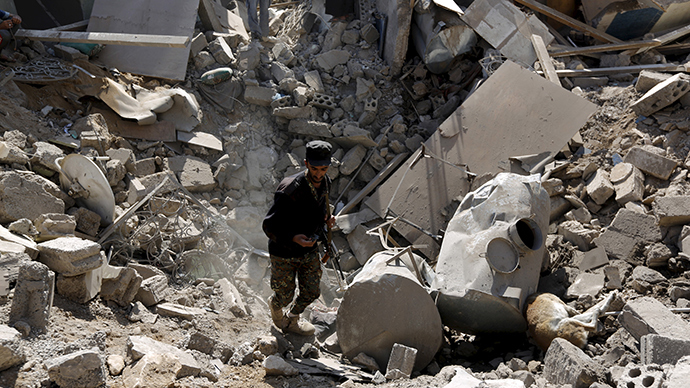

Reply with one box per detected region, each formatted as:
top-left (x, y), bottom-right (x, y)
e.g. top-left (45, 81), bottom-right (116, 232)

top-left (263, 140), bottom-right (333, 335)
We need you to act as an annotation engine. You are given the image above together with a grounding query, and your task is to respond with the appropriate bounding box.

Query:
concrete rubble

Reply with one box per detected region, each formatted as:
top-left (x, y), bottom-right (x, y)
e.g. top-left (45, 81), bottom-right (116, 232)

top-left (1, 0), bottom-right (690, 387)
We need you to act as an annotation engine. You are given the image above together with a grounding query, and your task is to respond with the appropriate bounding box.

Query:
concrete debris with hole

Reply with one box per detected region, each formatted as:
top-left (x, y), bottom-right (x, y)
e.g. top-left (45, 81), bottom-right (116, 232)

top-left (1, 0), bottom-right (690, 387)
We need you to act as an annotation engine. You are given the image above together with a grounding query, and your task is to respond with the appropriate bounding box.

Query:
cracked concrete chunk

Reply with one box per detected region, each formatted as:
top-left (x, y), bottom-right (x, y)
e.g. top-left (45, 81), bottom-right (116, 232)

top-left (135, 274), bottom-right (169, 307)
top-left (123, 352), bottom-right (182, 387)
top-left (543, 338), bottom-right (605, 387)
top-left (0, 324), bottom-right (25, 371)
top-left (653, 196), bottom-right (690, 226)
top-left (37, 237), bottom-right (103, 276)
top-left (585, 169), bottom-right (614, 205)
top-left (316, 49), bottom-right (351, 72)
top-left (623, 146), bottom-right (678, 180)
top-left (34, 213), bottom-right (76, 240)
top-left (9, 262), bottom-right (54, 333)
top-left (0, 171), bottom-right (65, 224)
top-left (101, 265), bottom-right (143, 307)
top-left (263, 354), bottom-right (298, 376)
top-left (128, 335), bottom-right (200, 378)
top-left (618, 296), bottom-right (690, 341)
top-left (288, 119), bottom-right (332, 138)
top-left (630, 73), bottom-right (690, 116)
top-left (45, 349), bottom-right (105, 388)
top-left (166, 155), bottom-right (216, 193)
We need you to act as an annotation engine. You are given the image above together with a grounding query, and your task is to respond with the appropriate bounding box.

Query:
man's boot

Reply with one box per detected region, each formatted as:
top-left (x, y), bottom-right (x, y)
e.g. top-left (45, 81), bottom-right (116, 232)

top-left (282, 314), bottom-right (315, 336)
top-left (268, 296), bottom-right (284, 328)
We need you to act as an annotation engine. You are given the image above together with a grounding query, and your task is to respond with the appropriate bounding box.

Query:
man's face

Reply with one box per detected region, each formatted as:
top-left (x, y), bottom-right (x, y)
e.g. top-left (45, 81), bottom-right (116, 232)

top-left (305, 161), bottom-right (329, 184)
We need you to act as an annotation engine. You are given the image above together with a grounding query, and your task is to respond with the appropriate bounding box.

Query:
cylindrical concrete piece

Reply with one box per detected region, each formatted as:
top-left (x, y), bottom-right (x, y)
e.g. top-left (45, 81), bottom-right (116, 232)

top-left (336, 251), bottom-right (442, 372)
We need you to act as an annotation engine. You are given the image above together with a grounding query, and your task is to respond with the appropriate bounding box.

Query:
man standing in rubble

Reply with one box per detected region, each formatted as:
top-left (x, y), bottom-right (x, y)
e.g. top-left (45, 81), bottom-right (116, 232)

top-left (246, 0), bottom-right (270, 39)
top-left (263, 140), bottom-right (334, 336)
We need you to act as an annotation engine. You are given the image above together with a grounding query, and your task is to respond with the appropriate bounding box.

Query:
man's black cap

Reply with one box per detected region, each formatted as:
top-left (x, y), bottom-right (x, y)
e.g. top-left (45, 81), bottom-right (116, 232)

top-left (305, 140), bottom-right (332, 166)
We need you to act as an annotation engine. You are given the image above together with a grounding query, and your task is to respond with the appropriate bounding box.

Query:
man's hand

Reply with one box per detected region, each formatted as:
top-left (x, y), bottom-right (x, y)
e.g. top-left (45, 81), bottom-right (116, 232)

top-left (0, 20), bottom-right (12, 30)
top-left (293, 234), bottom-right (316, 248)
top-left (10, 15), bottom-right (21, 25)
top-left (326, 215), bottom-right (335, 229)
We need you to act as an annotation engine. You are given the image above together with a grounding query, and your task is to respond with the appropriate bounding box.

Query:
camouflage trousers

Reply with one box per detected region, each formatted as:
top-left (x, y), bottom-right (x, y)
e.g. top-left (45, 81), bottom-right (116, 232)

top-left (270, 250), bottom-right (322, 315)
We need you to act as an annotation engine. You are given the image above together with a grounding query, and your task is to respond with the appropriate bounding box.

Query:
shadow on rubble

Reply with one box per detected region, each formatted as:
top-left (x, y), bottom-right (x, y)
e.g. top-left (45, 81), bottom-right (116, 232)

top-left (441, 328), bottom-right (538, 372)
top-left (52, 293), bottom-right (131, 327)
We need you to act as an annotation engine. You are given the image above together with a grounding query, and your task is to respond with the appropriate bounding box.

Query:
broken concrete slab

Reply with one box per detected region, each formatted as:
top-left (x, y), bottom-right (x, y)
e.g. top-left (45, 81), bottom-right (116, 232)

top-left (641, 334), bottom-right (690, 365)
top-left (630, 73), bottom-right (690, 116)
top-left (128, 335), bottom-right (200, 378)
top-left (366, 61), bottom-right (596, 259)
top-left (461, 0), bottom-right (554, 67)
top-left (385, 343), bottom-right (417, 379)
top-left (244, 85), bottom-right (275, 106)
top-left (0, 325), bottom-right (25, 371)
top-left (122, 352), bottom-right (182, 387)
top-left (287, 119), bottom-right (332, 138)
top-left (87, 0), bottom-right (197, 80)
top-left (615, 364), bottom-right (665, 388)
top-left (585, 169), bottom-right (614, 205)
top-left (0, 171), bottom-right (65, 223)
top-left (34, 213), bottom-right (76, 241)
top-left (665, 356), bottom-right (690, 388)
top-left (346, 224), bottom-right (384, 265)
top-left (566, 272), bottom-right (605, 298)
top-left (578, 246), bottom-right (609, 271)
top-left (618, 296), bottom-right (690, 341)
top-left (610, 162), bottom-right (644, 204)
top-left (0, 141), bottom-right (29, 165)
top-left (592, 208), bottom-right (662, 263)
top-left (37, 237), bottom-right (104, 277)
top-left (217, 278), bottom-right (247, 316)
top-left (653, 196), bottom-right (690, 226)
top-left (165, 155), bottom-right (216, 193)
top-left (0, 225), bottom-right (38, 259)
top-left (623, 146), bottom-right (678, 180)
top-left (543, 338), bottom-right (606, 387)
top-left (100, 265), bottom-right (143, 307)
top-left (635, 71), bottom-right (673, 94)
top-left (135, 274), bottom-right (169, 307)
top-left (56, 268), bottom-right (102, 304)
top-left (45, 349), bottom-right (106, 388)
top-left (9, 261), bottom-right (54, 334)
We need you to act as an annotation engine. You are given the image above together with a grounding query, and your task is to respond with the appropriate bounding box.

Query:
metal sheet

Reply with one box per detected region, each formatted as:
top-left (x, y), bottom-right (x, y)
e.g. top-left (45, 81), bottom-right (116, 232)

top-left (87, 0), bottom-right (197, 80)
top-left (364, 61), bottom-right (597, 259)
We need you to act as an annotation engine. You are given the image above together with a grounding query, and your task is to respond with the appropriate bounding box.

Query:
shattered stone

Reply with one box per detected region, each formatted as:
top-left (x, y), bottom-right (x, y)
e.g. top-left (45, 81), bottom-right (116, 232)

top-left (156, 302), bottom-right (206, 320)
top-left (624, 145), bottom-right (678, 180)
top-left (122, 352), bottom-right (182, 386)
top-left (385, 343), bottom-right (417, 380)
top-left (0, 141), bottom-right (29, 165)
top-left (566, 272), bottom-right (605, 299)
top-left (209, 37), bottom-right (235, 65)
top-left (630, 73), bottom-right (690, 116)
top-left (585, 169), bottom-right (614, 205)
top-left (270, 62), bottom-right (294, 83)
top-left (34, 213), bottom-right (76, 240)
top-left (105, 159), bottom-right (126, 186)
top-left (303, 70), bottom-right (324, 92)
top-left (67, 207), bottom-right (101, 237)
top-left (9, 261), bottom-right (54, 333)
top-left (635, 70), bottom-right (672, 94)
top-left (592, 209), bottom-right (661, 263)
top-left (0, 324), bottom-right (25, 371)
top-left (543, 338), bottom-right (606, 387)
top-left (618, 296), bottom-right (690, 341)
top-left (100, 265), bottom-right (143, 307)
top-left (610, 162), bottom-right (644, 204)
top-left (128, 301), bottom-right (158, 324)
top-left (128, 335), bottom-right (200, 377)
top-left (641, 334), bottom-right (690, 365)
top-left (244, 85), bottom-right (275, 107)
top-left (353, 352), bottom-right (380, 372)
top-left (316, 49), bottom-right (351, 72)
top-left (53, 44), bottom-right (88, 62)
top-left (135, 274), bottom-right (169, 307)
top-left (217, 278), bottom-right (247, 316)
top-left (263, 354), bottom-right (298, 376)
top-left (288, 119), bottom-right (332, 138)
top-left (189, 32), bottom-right (208, 58)
top-left (165, 155), bottom-right (216, 193)
top-left (236, 44), bottom-right (261, 71)
top-left (45, 348), bottom-right (106, 388)
top-left (56, 268), bottom-right (102, 304)
top-left (653, 196), bottom-right (690, 226)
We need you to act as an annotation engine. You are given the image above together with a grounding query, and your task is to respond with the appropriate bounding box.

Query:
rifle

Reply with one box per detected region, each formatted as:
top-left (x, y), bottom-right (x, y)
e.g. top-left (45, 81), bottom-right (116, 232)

top-left (318, 184), bottom-right (346, 288)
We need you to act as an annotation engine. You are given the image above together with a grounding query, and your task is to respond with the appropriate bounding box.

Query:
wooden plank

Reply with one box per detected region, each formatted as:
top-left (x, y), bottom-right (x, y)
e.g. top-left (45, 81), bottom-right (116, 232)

top-left (337, 153), bottom-right (408, 216)
top-left (513, 0), bottom-right (623, 44)
top-left (637, 24), bottom-right (690, 54)
top-left (47, 20), bottom-right (89, 31)
top-left (14, 30), bottom-right (189, 47)
top-left (531, 34), bottom-right (560, 85)
top-left (548, 63), bottom-right (688, 77)
top-left (549, 40), bottom-right (661, 57)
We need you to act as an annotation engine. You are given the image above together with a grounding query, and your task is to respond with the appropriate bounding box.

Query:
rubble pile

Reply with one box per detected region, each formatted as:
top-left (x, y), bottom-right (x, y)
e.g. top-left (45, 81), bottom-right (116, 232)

top-left (0, 0), bottom-right (689, 387)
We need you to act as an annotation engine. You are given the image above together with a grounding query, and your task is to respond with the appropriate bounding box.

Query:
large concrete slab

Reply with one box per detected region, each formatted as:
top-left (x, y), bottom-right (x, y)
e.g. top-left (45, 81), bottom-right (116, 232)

top-left (365, 61), bottom-right (597, 258)
top-left (87, 0), bottom-right (197, 80)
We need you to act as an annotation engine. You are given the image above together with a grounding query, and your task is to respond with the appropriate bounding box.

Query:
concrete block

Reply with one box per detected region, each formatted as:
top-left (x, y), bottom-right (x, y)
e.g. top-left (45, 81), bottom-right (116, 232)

top-left (557, 220), bottom-right (596, 251)
top-left (645, 242), bottom-right (673, 267)
top-left (543, 338), bottom-right (606, 387)
top-left (45, 349), bottom-right (105, 388)
top-left (566, 272), bottom-right (605, 299)
top-left (127, 176), bottom-right (147, 204)
top-left (272, 106), bottom-right (312, 120)
top-left (34, 213), bottom-right (76, 240)
top-left (653, 196), bottom-right (690, 226)
top-left (271, 62), bottom-right (294, 83)
top-left (385, 343), bottom-right (417, 379)
top-left (127, 263), bottom-right (165, 280)
top-left (292, 86), bottom-right (310, 107)
top-left (617, 296), bottom-right (690, 341)
top-left (100, 265), bottom-right (142, 307)
top-left (341, 28), bottom-right (360, 45)
top-left (666, 356), bottom-right (690, 388)
top-left (217, 278), bottom-right (247, 316)
top-left (632, 266), bottom-right (666, 284)
top-left (128, 335), bottom-right (201, 378)
top-left (9, 261), bottom-right (54, 333)
top-left (156, 303), bottom-right (206, 320)
top-left (604, 265), bottom-right (623, 289)
top-left (610, 162), bottom-right (644, 204)
top-left (105, 158), bottom-right (126, 186)
top-left (134, 157), bottom-right (156, 177)
top-left (641, 334), bottom-right (690, 365)
top-left (132, 171), bottom-right (180, 197)
top-left (311, 93), bottom-right (337, 110)
top-left (578, 246), bottom-right (609, 271)
top-left (630, 73), bottom-right (690, 116)
top-left (166, 155), bottom-right (216, 193)
top-left (37, 237), bottom-right (103, 276)
top-left (616, 364), bottom-right (664, 388)
top-left (209, 37), bottom-right (234, 65)
top-left (188, 331), bottom-right (216, 355)
top-left (635, 70), bottom-right (672, 94)
top-left (67, 207), bottom-right (101, 237)
top-left (592, 209), bottom-right (661, 262)
top-left (263, 354), bottom-right (299, 376)
top-left (193, 51), bottom-right (216, 70)
top-left (680, 226), bottom-right (690, 254)
top-left (0, 141), bottom-right (29, 165)
top-left (189, 32), bottom-right (208, 57)
top-left (303, 70), bottom-right (324, 92)
top-left (288, 119), bottom-right (332, 137)
top-left (360, 23), bottom-right (380, 44)
top-left (0, 325), bottom-right (25, 371)
top-left (236, 44), bottom-right (261, 71)
top-left (550, 196), bottom-right (571, 221)
top-left (53, 44), bottom-right (88, 61)
top-left (624, 146), bottom-right (678, 180)
top-left (340, 145), bottom-right (367, 176)
top-left (346, 224), bottom-right (384, 265)
top-left (0, 171), bottom-right (65, 224)
top-left (244, 85), bottom-right (275, 106)
top-left (128, 301), bottom-right (158, 324)
top-left (135, 274), bottom-right (169, 307)
top-left (56, 268), bottom-right (102, 304)
top-left (316, 49), bottom-right (351, 72)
